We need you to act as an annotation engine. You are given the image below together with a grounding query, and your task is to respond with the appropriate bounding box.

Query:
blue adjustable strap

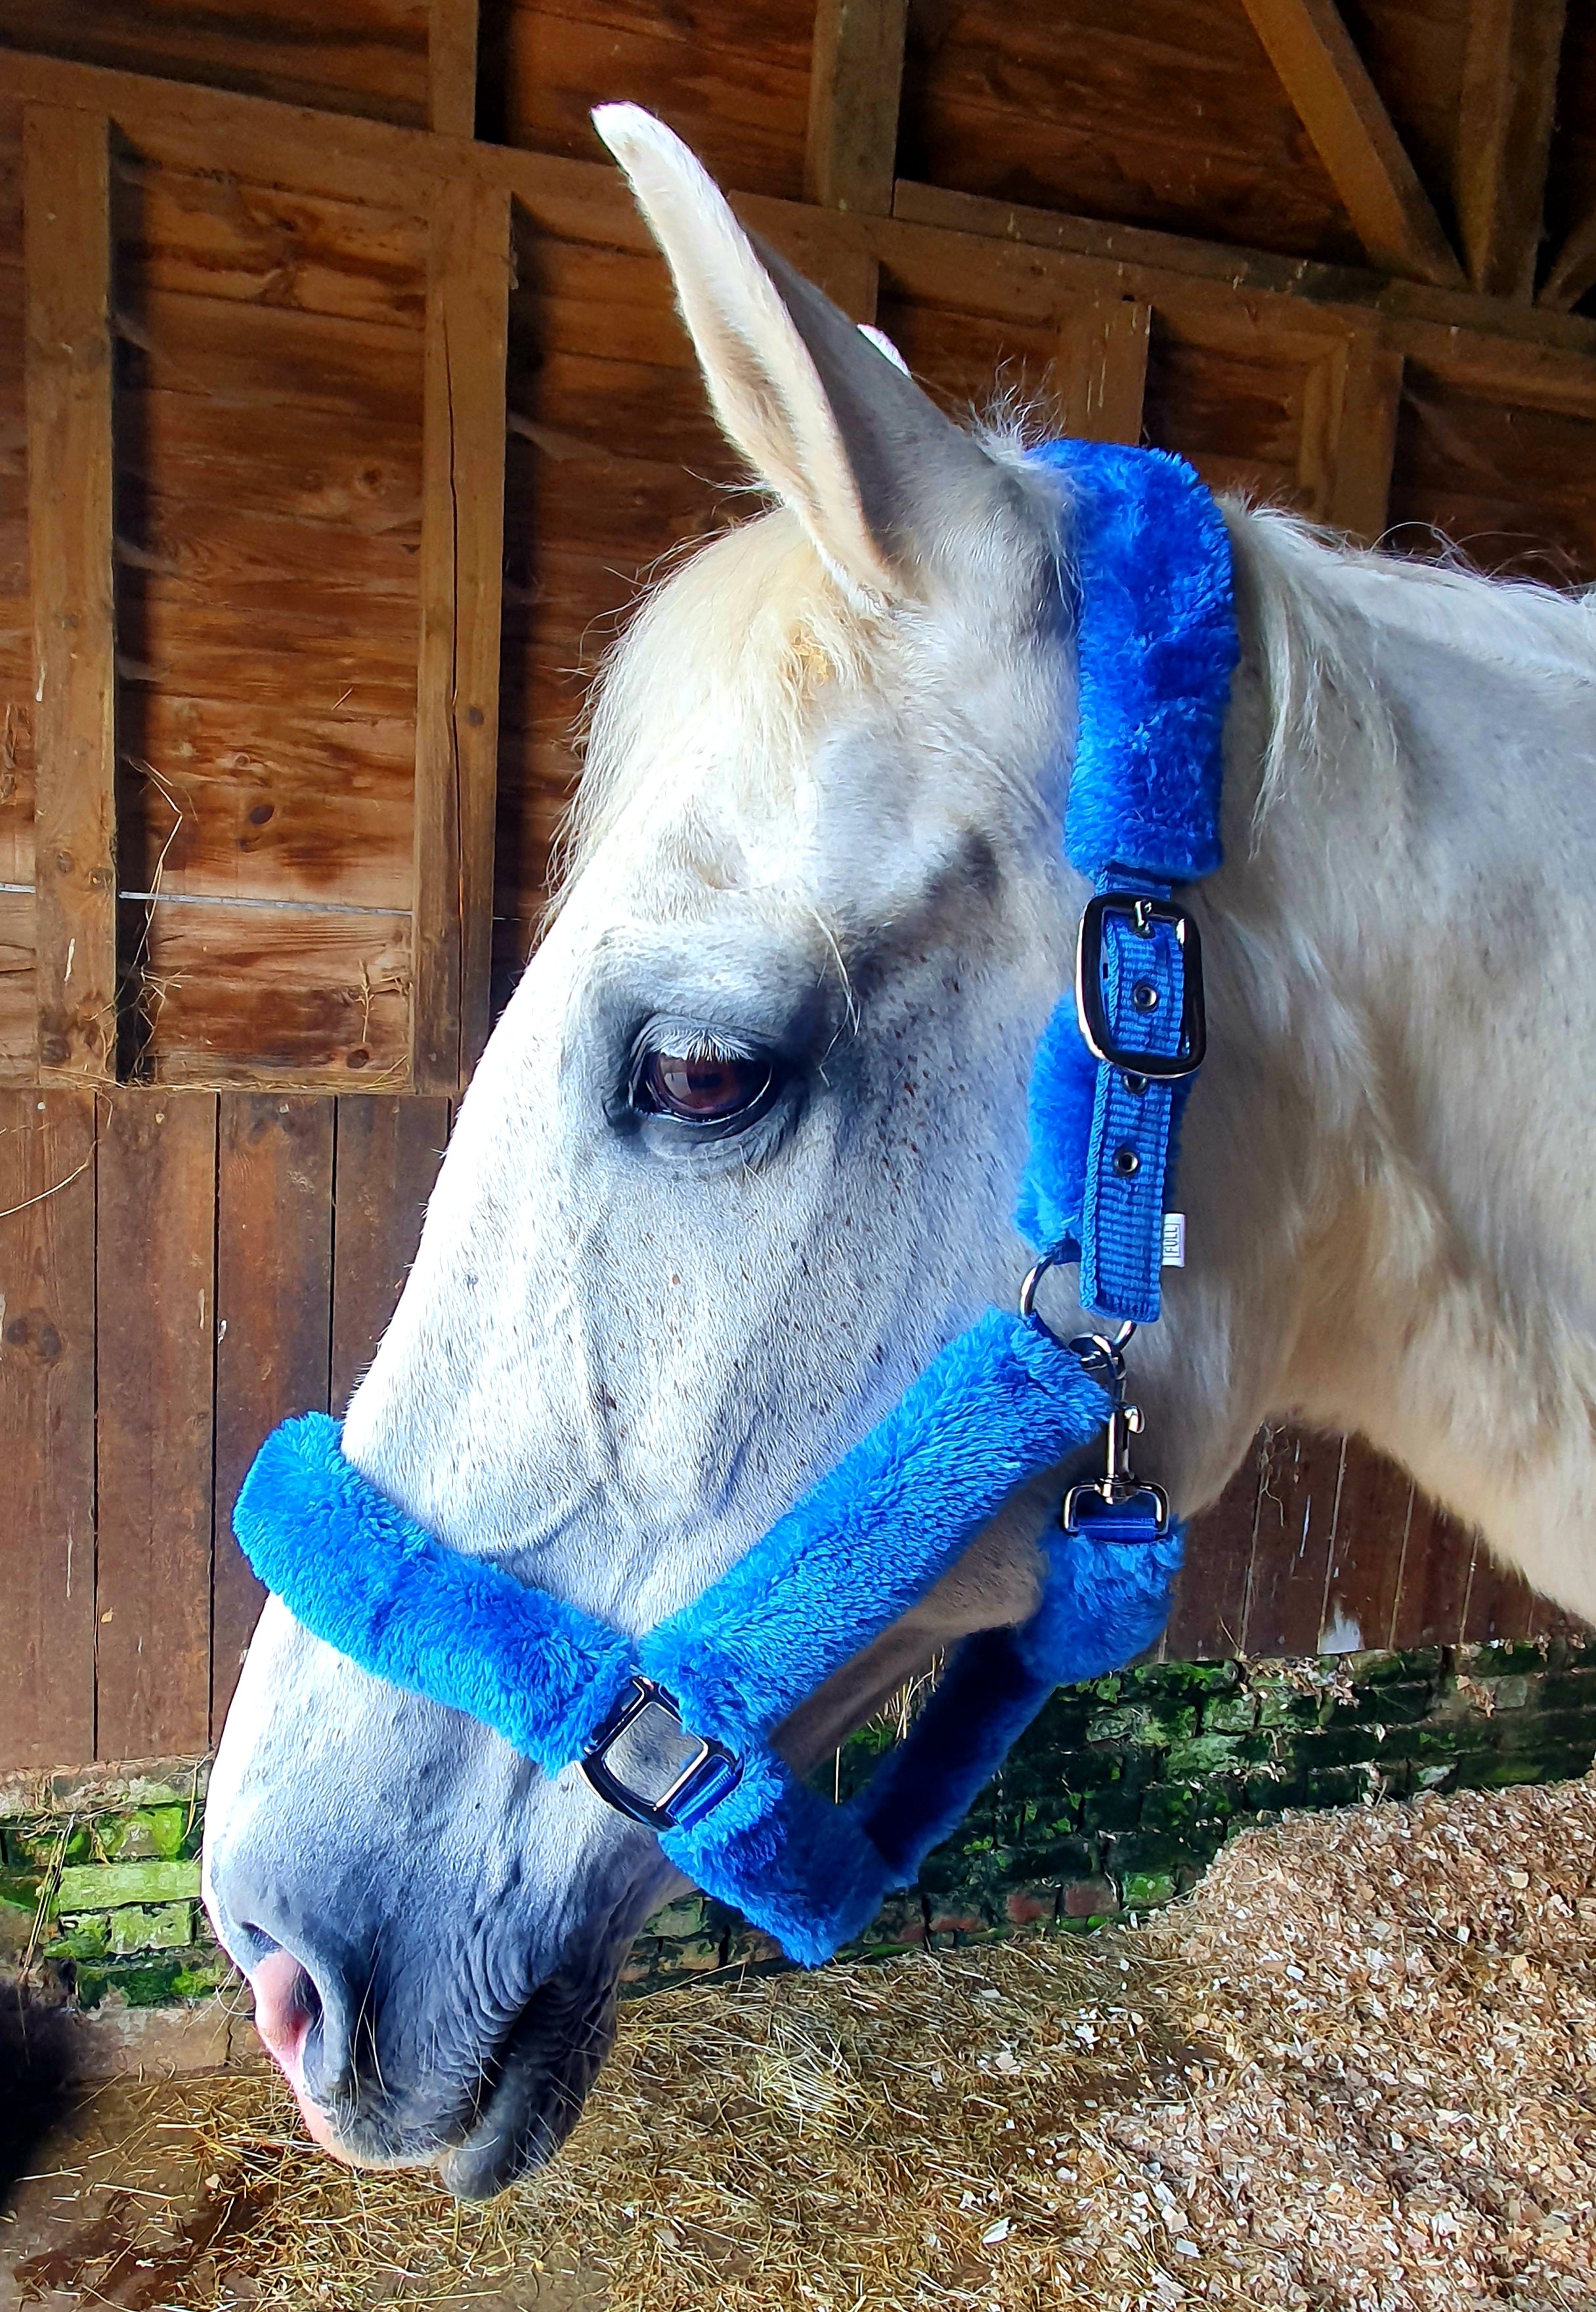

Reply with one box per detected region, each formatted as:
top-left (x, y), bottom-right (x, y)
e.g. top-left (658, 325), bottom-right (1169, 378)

top-left (1019, 440), bottom-right (1236, 1329)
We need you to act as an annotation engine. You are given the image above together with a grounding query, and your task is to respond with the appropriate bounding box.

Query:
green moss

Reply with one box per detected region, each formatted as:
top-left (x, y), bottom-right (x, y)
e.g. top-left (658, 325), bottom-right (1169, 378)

top-left (55, 1858), bottom-right (200, 1912)
top-left (1119, 1871), bottom-right (1177, 1909)
top-left (99, 1805), bottom-right (188, 1863)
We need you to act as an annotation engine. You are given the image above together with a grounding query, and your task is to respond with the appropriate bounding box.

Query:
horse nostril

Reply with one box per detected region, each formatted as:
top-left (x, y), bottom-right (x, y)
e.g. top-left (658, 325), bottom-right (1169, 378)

top-left (249, 1947), bottom-right (322, 2087)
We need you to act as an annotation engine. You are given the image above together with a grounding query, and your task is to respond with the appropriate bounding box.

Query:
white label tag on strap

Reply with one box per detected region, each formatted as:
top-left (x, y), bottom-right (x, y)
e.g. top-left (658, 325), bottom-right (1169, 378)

top-left (1161, 1212), bottom-right (1187, 1268)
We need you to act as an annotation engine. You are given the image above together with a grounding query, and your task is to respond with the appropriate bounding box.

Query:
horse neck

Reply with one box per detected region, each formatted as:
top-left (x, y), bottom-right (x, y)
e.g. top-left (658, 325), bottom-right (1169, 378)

top-left (1212, 514), bottom-right (1596, 1579)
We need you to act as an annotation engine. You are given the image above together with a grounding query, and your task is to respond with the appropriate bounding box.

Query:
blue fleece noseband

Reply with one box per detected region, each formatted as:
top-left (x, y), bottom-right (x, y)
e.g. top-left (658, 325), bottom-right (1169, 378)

top-left (232, 444), bottom-right (1236, 1969)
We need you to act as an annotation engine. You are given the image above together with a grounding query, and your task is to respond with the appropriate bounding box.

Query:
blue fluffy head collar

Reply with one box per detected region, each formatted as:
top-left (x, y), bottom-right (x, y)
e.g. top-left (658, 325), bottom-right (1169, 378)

top-left (230, 443), bottom-right (1236, 1968)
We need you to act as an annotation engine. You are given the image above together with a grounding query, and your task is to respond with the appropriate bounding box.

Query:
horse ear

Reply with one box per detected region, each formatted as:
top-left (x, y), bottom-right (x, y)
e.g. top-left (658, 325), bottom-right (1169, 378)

top-left (592, 103), bottom-right (1002, 605)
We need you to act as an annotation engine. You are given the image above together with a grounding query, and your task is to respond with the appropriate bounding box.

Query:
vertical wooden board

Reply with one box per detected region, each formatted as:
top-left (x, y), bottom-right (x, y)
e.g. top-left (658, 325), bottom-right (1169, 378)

top-left (414, 176), bottom-right (511, 1092)
top-left (0, 1088), bottom-right (96, 1769)
top-left (330, 1092), bottom-right (449, 1408)
top-left (1316, 1438), bottom-right (1413, 1655)
top-left (1055, 299), bottom-right (1150, 445)
top-left (24, 104), bottom-right (118, 1083)
top-left (211, 1094), bottom-right (334, 1731)
top-left (806, 0), bottom-right (909, 215)
top-left (429, 0), bottom-right (480, 136)
top-left (1162, 1443), bottom-right (1261, 1661)
top-left (1321, 335), bottom-right (1402, 541)
top-left (94, 1089), bottom-right (216, 1759)
top-left (0, 102), bottom-right (33, 898)
top-left (1388, 1491), bottom-right (1475, 1648)
top-left (1241, 1426), bottom-right (1345, 1657)
top-left (1460, 1539), bottom-right (1540, 1643)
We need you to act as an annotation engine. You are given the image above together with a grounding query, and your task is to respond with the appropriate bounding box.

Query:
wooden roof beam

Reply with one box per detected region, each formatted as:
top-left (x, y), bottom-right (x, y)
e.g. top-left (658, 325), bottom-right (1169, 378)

top-left (805, 0), bottom-right (909, 216)
top-left (1236, 0), bottom-right (1467, 289)
top-left (1456, 0), bottom-right (1568, 301)
top-left (1541, 208), bottom-right (1596, 314)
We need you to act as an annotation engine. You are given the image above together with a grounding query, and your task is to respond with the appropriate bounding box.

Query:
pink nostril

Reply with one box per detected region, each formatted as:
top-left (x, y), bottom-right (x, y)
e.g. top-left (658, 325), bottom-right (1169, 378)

top-left (251, 1949), bottom-right (316, 2087)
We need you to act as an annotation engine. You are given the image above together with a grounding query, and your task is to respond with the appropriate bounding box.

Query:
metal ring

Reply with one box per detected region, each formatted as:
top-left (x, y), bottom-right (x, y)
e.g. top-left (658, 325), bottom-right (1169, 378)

top-left (1018, 1249), bottom-right (1068, 1322)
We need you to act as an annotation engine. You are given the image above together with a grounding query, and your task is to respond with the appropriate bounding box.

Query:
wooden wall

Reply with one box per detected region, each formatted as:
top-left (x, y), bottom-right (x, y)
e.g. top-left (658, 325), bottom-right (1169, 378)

top-left (2, 0), bottom-right (1595, 1768)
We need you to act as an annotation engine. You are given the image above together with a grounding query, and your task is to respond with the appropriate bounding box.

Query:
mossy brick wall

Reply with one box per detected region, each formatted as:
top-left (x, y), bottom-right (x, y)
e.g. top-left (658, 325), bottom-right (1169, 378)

top-left (4, 1642), bottom-right (1595, 2019)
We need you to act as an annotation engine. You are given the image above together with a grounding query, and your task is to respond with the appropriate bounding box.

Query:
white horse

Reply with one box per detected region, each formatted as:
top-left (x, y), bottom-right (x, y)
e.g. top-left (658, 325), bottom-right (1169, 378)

top-left (204, 105), bottom-right (1596, 2195)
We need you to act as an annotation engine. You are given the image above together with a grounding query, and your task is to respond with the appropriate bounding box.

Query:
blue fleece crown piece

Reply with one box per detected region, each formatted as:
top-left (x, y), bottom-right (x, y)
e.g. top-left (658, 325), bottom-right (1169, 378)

top-left (230, 441), bottom-right (1232, 1967)
top-left (1016, 443), bottom-right (1237, 1308)
top-left (236, 1316), bottom-right (1181, 1967)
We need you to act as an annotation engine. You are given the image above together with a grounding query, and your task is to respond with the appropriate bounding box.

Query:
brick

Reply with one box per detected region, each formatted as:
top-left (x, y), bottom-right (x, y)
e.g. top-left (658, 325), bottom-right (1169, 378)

top-left (99, 1806), bottom-right (188, 1863)
top-left (54, 1860), bottom-right (200, 1912)
top-left (1005, 1886), bottom-right (1058, 1926)
top-left (1062, 1877), bottom-right (1119, 1919)
top-left (106, 1902), bottom-right (193, 1956)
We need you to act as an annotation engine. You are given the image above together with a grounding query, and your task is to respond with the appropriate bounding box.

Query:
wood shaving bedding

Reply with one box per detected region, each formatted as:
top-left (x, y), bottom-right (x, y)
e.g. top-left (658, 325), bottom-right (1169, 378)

top-left (8, 1773), bottom-right (1596, 2311)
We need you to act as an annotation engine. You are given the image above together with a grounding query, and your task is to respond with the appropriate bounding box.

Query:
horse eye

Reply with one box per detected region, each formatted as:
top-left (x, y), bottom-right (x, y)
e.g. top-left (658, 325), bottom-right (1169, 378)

top-left (637, 1050), bottom-right (772, 1123)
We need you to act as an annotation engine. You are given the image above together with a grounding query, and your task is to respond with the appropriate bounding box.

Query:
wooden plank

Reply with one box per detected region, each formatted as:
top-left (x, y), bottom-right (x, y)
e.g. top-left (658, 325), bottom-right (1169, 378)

top-left (1163, 1445), bottom-right (1262, 1661)
top-left (1054, 298), bottom-right (1150, 444)
top-left (0, 0), bottom-right (431, 130)
top-left (1241, 1426), bottom-right (1345, 1657)
top-left (1320, 335), bottom-right (1402, 540)
top-left (0, 1088), bottom-right (96, 1770)
top-left (134, 899), bottom-right (412, 1088)
top-left (330, 1092), bottom-right (449, 1408)
top-left (24, 104), bottom-right (118, 1082)
top-left (0, 889), bottom-right (35, 1086)
top-left (496, 0), bottom-right (812, 203)
top-left (414, 176), bottom-right (511, 1093)
top-left (805, 0), bottom-right (909, 216)
top-left (1460, 1537), bottom-right (1540, 1644)
top-left (1235, 0), bottom-right (1472, 288)
top-left (1541, 208), bottom-right (1596, 314)
top-left (1316, 1440), bottom-right (1413, 1654)
top-left (1456, 0), bottom-right (1567, 301)
top-left (429, 0), bottom-right (479, 139)
top-left (212, 1093), bottom-right (333, 1730)
top-left (1388, 1493), bottom-right (1475, 1648)
top-left (94, 1089), bottom-right (215, 1759)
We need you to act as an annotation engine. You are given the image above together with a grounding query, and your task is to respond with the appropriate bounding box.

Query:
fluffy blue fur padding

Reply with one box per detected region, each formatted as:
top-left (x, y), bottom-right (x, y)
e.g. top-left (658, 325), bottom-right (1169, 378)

top-left (1014, 442), bottom-right (1236, 1260)
top-left (233, 1415), bottom-right (637, 1771)
top-left (641, 1310), bottom-right (1108, 1747)
top-left (1029, 440), bottom-right (1238, 886)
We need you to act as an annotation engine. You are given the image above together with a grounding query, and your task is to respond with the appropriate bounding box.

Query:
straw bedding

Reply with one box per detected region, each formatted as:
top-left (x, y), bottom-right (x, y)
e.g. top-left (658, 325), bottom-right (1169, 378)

top-left (10, 1772), bottom-right (1596, 2312)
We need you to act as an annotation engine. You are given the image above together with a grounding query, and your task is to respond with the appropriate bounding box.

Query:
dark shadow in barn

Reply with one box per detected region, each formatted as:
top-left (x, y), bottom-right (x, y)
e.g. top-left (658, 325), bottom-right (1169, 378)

top-left (0, 1982), bottom-right (81, 2212)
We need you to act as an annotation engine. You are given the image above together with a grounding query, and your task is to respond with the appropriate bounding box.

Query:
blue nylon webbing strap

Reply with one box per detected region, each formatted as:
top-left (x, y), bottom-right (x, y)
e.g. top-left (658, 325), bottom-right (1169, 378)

top-left (1079, 873), bottom-right (1192, 1325)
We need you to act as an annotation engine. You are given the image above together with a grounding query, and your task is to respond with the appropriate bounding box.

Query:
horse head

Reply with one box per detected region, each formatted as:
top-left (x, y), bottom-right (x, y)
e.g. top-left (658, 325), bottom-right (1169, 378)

top-left (202, 106), bottom-right (1274, 2194)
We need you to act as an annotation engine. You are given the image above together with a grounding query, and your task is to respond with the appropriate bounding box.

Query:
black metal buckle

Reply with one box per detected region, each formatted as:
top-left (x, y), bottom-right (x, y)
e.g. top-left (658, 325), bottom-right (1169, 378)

top-left (1074, 893), bottom-right (1206, 1082)
top-left (580, 1677), bottom-right (742, 1833)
